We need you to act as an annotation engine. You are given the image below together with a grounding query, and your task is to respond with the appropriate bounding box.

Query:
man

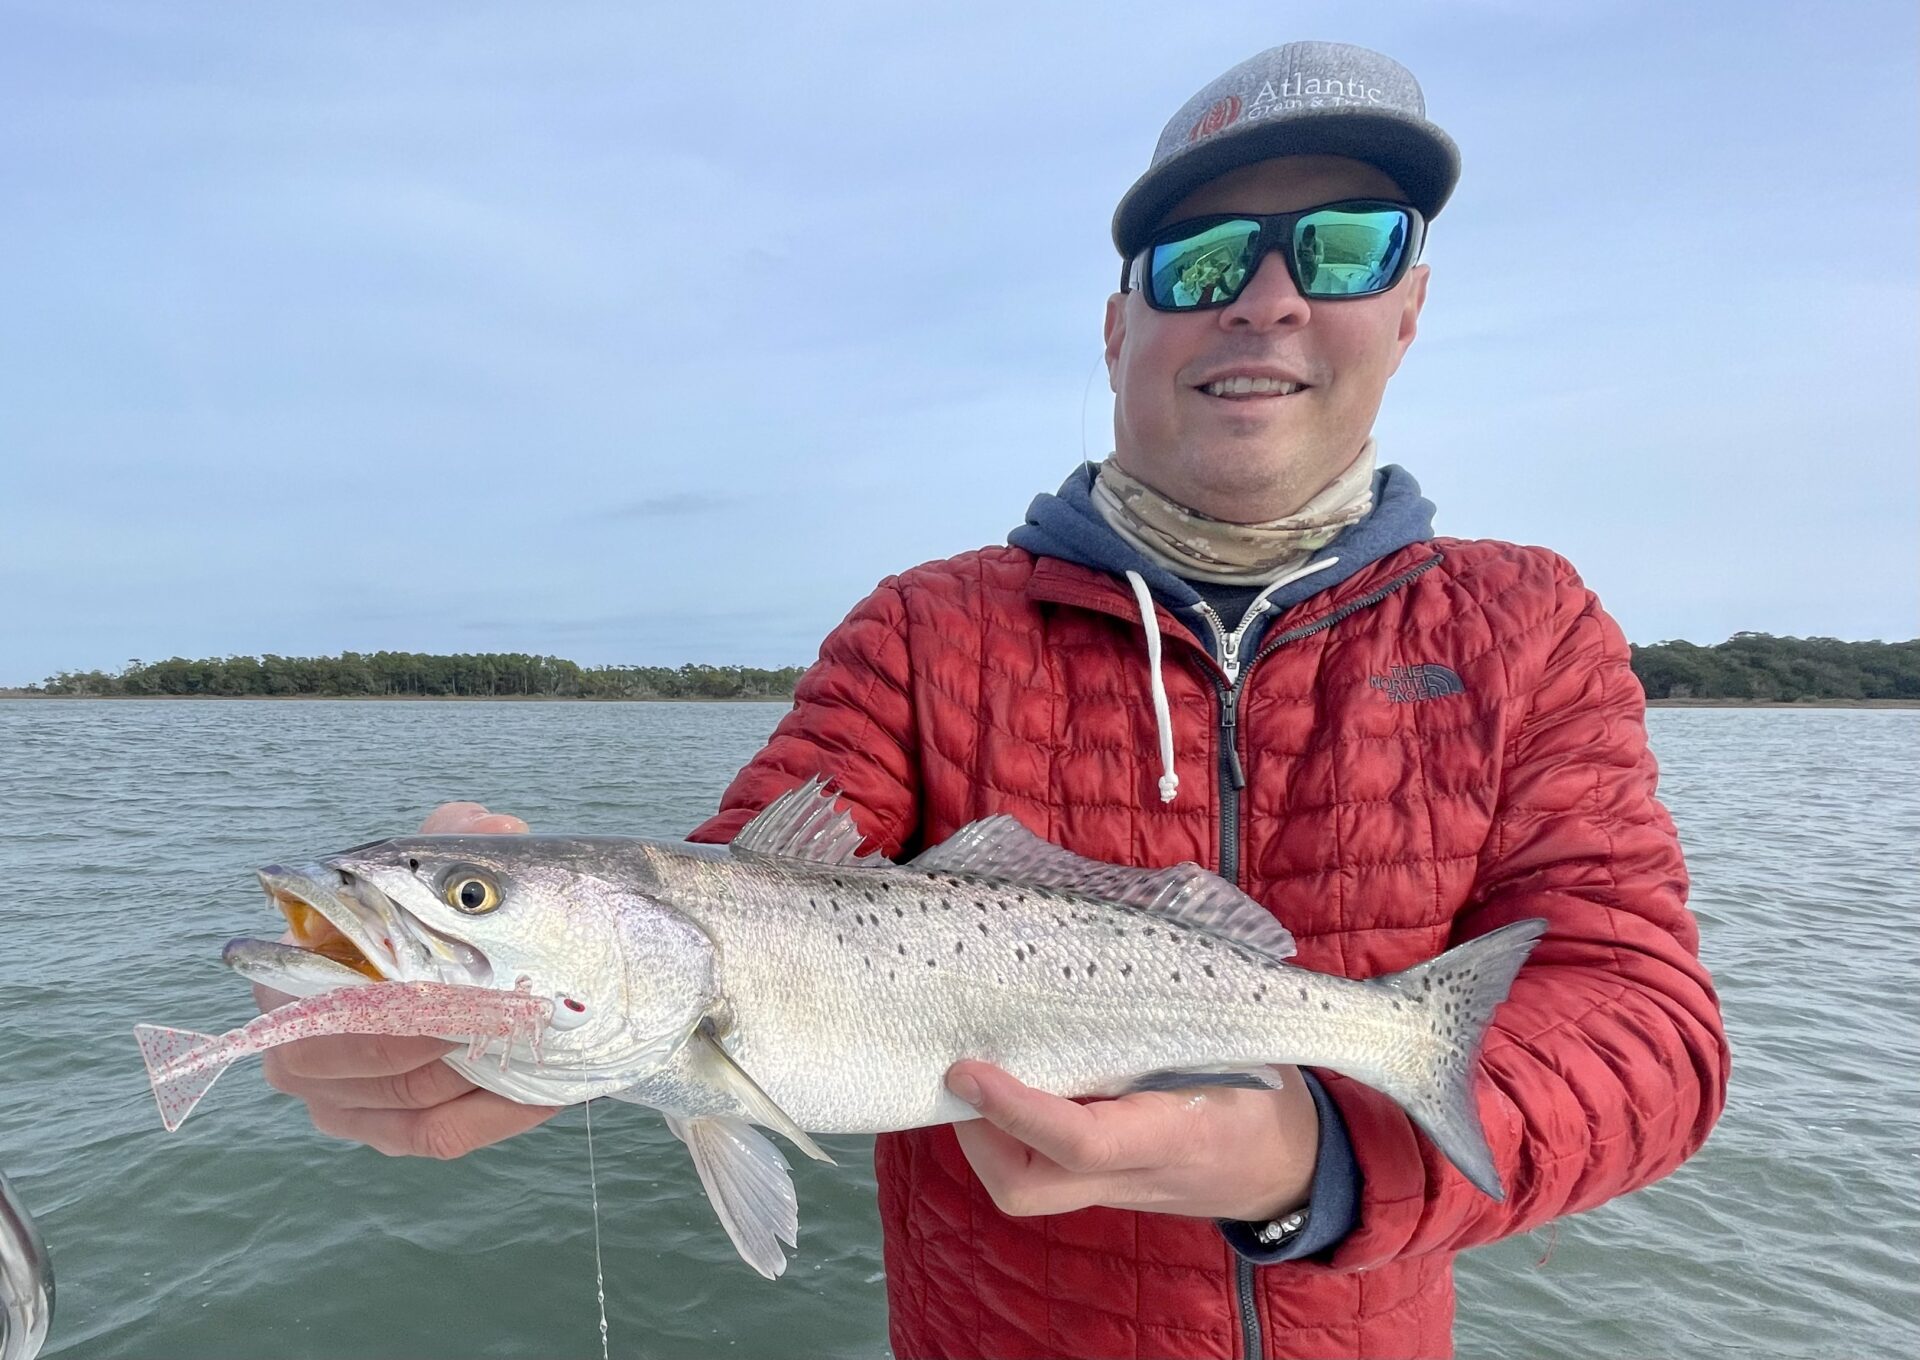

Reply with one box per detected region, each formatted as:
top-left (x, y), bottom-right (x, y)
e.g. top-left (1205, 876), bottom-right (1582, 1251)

top-left (262, 41), bottom-right (1728, 1359)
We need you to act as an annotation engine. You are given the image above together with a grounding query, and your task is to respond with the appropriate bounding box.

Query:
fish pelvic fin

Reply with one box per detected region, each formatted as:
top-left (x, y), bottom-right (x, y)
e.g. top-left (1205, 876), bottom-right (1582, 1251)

top-left (133, 1024), bottom-right (233, 1132)
top-left (664, 1113), bottom-right (799, 1280)
top-left (1371, 918), bottom-right (1550, 1201)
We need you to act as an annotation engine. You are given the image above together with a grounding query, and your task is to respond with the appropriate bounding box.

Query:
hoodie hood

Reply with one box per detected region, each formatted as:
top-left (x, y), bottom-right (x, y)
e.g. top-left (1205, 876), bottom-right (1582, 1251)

top-left (1010, 459), bottom-right (1437, 621)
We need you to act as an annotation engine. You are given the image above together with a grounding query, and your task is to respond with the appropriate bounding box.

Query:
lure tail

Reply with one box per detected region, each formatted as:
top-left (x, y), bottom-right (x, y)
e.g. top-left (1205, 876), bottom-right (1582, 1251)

top-left (133, 1024), bottom-right (235, 1132)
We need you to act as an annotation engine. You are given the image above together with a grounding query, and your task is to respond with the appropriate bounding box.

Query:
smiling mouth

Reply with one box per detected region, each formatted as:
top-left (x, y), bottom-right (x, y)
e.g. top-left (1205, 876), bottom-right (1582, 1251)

top-left (1197, 376), bottom-right (1308, 401)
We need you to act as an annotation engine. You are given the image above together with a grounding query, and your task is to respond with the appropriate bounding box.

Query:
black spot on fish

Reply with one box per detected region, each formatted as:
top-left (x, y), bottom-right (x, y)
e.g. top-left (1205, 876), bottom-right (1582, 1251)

top-left (898, 943), bottom-right (907, 956)
top-left (1298, 987), bottom-right (1309, 1001)
top-left (927, 959), bottom-right (936, 968)
top-left (889, 969), bottom-right (896, 981)
top-left (1254, 988), bottom-right (1266, 1002)
top-left (977, 922), bottom-right (989, 935)
top-left (862, 889), bottom-right (875, 902)
top-left (1086, 963), bottom-right (1097, 978)
top-left (919, 903), bottom-right (927, 913)
top-left (1063, 966), bottom-right (1073, 980)
top-left (894, 906), bottom-right (904, 918)
top-left (1171, 970), bottom-right (1182, 983)
top-left (1120, 963), bottom-right (1133, 977)
top-left (1203, 964), bottom-right (1215, 978)
top-left (836, 933), bottom-right (844, 944)
top-left (955, 941), bottom-right (964, 954)
top-left (1321, 1001), bottom-right (1331, 1011)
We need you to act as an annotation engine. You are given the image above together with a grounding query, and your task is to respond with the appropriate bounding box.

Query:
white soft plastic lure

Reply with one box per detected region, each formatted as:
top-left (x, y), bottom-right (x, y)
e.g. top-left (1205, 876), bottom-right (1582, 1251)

top-left (134, 979), bottom-right (558, 1131)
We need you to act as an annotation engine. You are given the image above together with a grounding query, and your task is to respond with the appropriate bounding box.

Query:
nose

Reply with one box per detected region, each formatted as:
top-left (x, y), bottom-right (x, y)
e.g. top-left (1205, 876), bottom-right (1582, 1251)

top-left (1217, 246), bottom-right (1311, 330)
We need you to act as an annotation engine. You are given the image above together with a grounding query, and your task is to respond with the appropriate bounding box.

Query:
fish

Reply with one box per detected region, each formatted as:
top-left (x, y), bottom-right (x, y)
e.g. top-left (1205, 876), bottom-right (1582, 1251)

top-left (135, 979), bottom-right (560, 1132)
top-left (243, 778), bottom-right (1547, 1278)
top-left (0, 1168), bottom-right (54, 1360)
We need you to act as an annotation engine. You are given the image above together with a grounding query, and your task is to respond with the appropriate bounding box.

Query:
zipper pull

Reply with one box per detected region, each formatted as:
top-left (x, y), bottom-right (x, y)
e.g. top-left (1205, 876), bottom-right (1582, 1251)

top-left (1221, 686), bottom-right (1246, 789)
top-left (1220, 626), bottom-right (1244, 687)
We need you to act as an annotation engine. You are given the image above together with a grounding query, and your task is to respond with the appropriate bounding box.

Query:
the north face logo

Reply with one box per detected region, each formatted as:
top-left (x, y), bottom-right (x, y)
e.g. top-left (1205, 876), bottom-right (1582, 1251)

top-left (1370, 664), bottom-right (1465, 703)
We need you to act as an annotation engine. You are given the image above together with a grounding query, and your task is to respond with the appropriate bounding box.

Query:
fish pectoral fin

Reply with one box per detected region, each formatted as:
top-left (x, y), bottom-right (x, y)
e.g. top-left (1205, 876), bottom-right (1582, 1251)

top-left (664, 1113), bottom-right (800, 1280)
top-left (687, 1029), bottom-right (836, 1165)
top-left (1124, 1064), bottom-right (1287, 1095)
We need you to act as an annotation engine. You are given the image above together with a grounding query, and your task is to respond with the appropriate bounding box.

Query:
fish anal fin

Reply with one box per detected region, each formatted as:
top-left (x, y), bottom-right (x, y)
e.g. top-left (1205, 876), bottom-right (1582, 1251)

top-left (730, 776), bottom-right (888, 867)
top-left (664, 1113), bottom-right (800, 1280)
top-left (911, 817), bottom-right (1296, 962)
top-left (1125, 1065), bottom-right (1287, 1096)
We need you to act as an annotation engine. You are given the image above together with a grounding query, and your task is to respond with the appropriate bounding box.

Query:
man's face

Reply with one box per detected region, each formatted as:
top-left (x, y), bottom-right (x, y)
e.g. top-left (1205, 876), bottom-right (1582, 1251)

top-left (1103, 155), bottom-right (1429, 522)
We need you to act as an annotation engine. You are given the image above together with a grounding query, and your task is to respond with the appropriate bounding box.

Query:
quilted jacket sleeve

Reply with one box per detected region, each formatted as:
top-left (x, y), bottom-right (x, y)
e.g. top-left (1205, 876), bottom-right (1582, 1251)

top-left (686, 578), bottom-right (922, 855)
top-left (1320, 562), bottom-right (1731, 1268)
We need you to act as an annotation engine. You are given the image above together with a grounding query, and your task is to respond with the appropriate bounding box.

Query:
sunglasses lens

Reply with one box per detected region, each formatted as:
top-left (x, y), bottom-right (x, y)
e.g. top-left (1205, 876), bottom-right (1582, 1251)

top-left (1291, 207), bottom-right (1412, 297)
top-left (1146, 220), bottom-right (1259, 309)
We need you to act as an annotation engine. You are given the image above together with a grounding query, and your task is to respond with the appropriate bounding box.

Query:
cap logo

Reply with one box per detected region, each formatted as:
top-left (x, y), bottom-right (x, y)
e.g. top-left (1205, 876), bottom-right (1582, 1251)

top-left (1246, 74), bottom-right (1387, 120)
top-left (1186, 94), bottom-right (1242, 143)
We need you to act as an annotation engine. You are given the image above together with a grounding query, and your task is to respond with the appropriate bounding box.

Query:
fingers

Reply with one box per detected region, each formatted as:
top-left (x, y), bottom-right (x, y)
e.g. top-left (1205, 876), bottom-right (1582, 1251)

top-left (308, 1088), bottom-right (564, 1160)
top-left (263, 1051), bottom-right (477, 1110)
top-left (949, 1061), bottom-right (1177, 1174)
top-left (947, 1062), bottom-right (1182, 1217)
top-left (419, 802), bottom-right (530, 834)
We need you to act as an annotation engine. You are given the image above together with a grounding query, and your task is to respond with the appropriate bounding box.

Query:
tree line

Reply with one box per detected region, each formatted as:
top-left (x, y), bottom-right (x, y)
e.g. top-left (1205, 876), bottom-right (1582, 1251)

top-left (1628, 633), bottom-right (1918, 702)
top-left (20, 633), bottom-right (1920, 702)
top-left (28, 652), bottom-right (805, 700)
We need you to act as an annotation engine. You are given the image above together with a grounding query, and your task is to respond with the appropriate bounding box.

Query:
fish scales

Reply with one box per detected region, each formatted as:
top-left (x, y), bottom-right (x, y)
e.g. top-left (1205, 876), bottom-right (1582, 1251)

top-left (205, 778), bottom-right (1546, 1276)
top-left (645, 844), bottom-right (1426, 1133)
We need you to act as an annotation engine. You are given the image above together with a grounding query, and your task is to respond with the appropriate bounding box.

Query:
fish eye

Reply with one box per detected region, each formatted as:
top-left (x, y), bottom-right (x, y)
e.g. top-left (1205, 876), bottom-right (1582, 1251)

top-left (441, 869), bottom-right (502, 915)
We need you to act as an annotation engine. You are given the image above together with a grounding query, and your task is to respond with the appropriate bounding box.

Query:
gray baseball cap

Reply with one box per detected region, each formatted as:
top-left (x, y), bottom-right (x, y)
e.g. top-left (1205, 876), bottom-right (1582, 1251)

top-left (1112, 41), bottom-right (1460, 257)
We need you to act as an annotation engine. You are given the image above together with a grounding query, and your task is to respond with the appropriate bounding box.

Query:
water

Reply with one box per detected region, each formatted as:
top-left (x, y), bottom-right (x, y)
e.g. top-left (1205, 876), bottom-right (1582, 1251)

top-left (1, 701), bottom-right (1914, 1358)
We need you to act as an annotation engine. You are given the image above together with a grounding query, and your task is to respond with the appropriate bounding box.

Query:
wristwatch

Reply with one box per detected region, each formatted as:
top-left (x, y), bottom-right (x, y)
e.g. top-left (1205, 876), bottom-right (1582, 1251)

top-left (1252, 1207), bottom-right (1310, 1247)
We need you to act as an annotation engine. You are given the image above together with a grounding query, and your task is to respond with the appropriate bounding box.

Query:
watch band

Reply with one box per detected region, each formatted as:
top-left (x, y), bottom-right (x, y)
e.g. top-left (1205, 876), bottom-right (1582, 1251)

top-left (1252, 1207), bottom-right (1310, 1247)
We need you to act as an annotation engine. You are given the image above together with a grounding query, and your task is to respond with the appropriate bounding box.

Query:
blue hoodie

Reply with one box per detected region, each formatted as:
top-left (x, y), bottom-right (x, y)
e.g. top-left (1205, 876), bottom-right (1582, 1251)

top-left (1011, 460), bottom-right (1437, 660)
top-left (1004, 459), bottom-right (1437, 1263)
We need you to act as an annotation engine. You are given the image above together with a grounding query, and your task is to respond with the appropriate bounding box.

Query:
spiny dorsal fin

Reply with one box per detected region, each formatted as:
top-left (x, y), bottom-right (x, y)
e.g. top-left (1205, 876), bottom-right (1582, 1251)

top-left (730, 776), bottom-right (888, 867)
top-left (910, 816), bottom-right (1296, 962)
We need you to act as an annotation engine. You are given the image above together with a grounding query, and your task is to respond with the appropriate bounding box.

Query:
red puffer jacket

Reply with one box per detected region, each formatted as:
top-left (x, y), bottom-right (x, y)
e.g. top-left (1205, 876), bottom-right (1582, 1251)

top-left (690, 538), bottom-right (1728, 1360)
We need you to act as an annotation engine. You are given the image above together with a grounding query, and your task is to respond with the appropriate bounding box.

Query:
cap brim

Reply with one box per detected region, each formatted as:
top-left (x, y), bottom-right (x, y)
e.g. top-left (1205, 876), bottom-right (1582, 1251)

top-left (1112, 107), bottom-right (1460, 257)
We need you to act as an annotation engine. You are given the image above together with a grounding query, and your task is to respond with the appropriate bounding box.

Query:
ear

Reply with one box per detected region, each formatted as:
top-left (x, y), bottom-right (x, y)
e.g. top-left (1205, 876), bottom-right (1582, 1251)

top-left (1387, 264), bottom-right (1430, 375)
top-left (1103, 292), bottom-right (1127, 392)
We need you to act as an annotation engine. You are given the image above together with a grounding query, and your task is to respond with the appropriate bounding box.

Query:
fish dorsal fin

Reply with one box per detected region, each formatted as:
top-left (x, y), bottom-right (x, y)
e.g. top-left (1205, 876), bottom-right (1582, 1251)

top-left (910, 816), bottom-right (1296, 962)
top-left (730, 776), bottom-right (887, 867)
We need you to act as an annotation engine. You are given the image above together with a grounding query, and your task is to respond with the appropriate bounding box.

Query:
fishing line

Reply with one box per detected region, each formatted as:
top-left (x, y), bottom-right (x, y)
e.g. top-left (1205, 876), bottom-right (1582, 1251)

top-left (1079, 349), bottom-right (1107, 465)
top-left (579, 1057), bottom-right (609, 1360)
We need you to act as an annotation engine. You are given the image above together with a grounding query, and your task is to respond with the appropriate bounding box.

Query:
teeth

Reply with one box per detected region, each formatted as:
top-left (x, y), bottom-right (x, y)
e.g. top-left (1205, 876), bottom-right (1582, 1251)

top-left (1204, 377), bottom-right (1303, 397)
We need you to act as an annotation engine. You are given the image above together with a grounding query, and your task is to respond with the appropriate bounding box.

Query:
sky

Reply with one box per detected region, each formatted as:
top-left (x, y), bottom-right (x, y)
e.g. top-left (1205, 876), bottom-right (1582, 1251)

top-left (2, 0), bottom-right (1915, 685)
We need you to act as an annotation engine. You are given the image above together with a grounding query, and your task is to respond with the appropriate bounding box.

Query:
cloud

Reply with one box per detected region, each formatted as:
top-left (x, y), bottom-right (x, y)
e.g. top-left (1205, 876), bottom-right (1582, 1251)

top-left (597, 492), bottom-right (748, 520)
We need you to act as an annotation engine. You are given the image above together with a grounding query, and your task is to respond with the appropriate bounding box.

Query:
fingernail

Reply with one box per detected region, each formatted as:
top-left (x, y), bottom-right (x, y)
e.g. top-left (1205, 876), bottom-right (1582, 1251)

top-left (947, 1072), bottom-right (982, 1106)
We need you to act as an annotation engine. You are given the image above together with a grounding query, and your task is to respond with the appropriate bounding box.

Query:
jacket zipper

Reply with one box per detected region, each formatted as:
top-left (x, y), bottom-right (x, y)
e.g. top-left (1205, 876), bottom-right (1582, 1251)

top-left (1194, 553), bottom-right (1443, 1359)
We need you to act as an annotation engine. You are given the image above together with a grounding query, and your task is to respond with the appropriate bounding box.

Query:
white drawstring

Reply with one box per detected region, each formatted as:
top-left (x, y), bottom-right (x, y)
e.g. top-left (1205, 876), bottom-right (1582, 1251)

top-left (1124, 570), bottom-right (1180, 804)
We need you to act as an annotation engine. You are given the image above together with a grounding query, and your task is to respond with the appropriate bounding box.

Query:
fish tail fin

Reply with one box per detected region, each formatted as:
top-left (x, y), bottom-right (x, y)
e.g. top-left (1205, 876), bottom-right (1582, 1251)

top-left (1371, 918), bottom-right (1549, 1201)
top-left (133, 1024), bottom-right (232, 1132)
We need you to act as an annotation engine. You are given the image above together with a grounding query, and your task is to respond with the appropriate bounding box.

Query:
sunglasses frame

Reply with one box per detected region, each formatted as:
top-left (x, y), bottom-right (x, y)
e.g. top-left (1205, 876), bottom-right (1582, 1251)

top-left (1121, 199), bottom-right (1426, 311)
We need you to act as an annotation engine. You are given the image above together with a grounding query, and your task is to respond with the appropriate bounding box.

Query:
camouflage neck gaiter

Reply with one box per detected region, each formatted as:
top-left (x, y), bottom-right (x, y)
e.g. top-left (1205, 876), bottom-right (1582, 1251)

top-left (1092, 440), bottom-right (1377, 585)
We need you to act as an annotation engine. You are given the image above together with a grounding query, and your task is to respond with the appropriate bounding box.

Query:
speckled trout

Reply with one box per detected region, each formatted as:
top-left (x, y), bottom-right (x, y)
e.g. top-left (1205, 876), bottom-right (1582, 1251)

top-left (234, 778), bottom-right (1545, 1277)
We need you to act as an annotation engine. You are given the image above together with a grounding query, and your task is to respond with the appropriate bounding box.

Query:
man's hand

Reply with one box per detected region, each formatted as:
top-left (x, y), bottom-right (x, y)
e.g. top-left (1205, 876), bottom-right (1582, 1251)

top-left (945, 1060), bottom-right (1319, 1223)
top-left (257, 801), bottom-right (558, 1159)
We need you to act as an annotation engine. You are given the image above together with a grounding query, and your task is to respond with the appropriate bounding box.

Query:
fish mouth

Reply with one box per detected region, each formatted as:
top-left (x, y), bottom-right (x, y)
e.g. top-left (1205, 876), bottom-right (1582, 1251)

top-left (257, 863), bottom-right (494, 987)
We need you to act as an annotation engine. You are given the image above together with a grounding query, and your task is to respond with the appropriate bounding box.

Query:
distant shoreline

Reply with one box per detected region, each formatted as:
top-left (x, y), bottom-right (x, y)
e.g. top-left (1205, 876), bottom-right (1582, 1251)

top-left (0, 692), bottom-right (791, 703)
top-left (3, 692), bottom-right (1913, 709)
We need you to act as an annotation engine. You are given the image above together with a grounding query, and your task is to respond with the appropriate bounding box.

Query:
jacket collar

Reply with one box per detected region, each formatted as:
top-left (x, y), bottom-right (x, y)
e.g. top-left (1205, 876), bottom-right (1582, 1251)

top-left (1024, 542), bottom-right (1440, 649)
